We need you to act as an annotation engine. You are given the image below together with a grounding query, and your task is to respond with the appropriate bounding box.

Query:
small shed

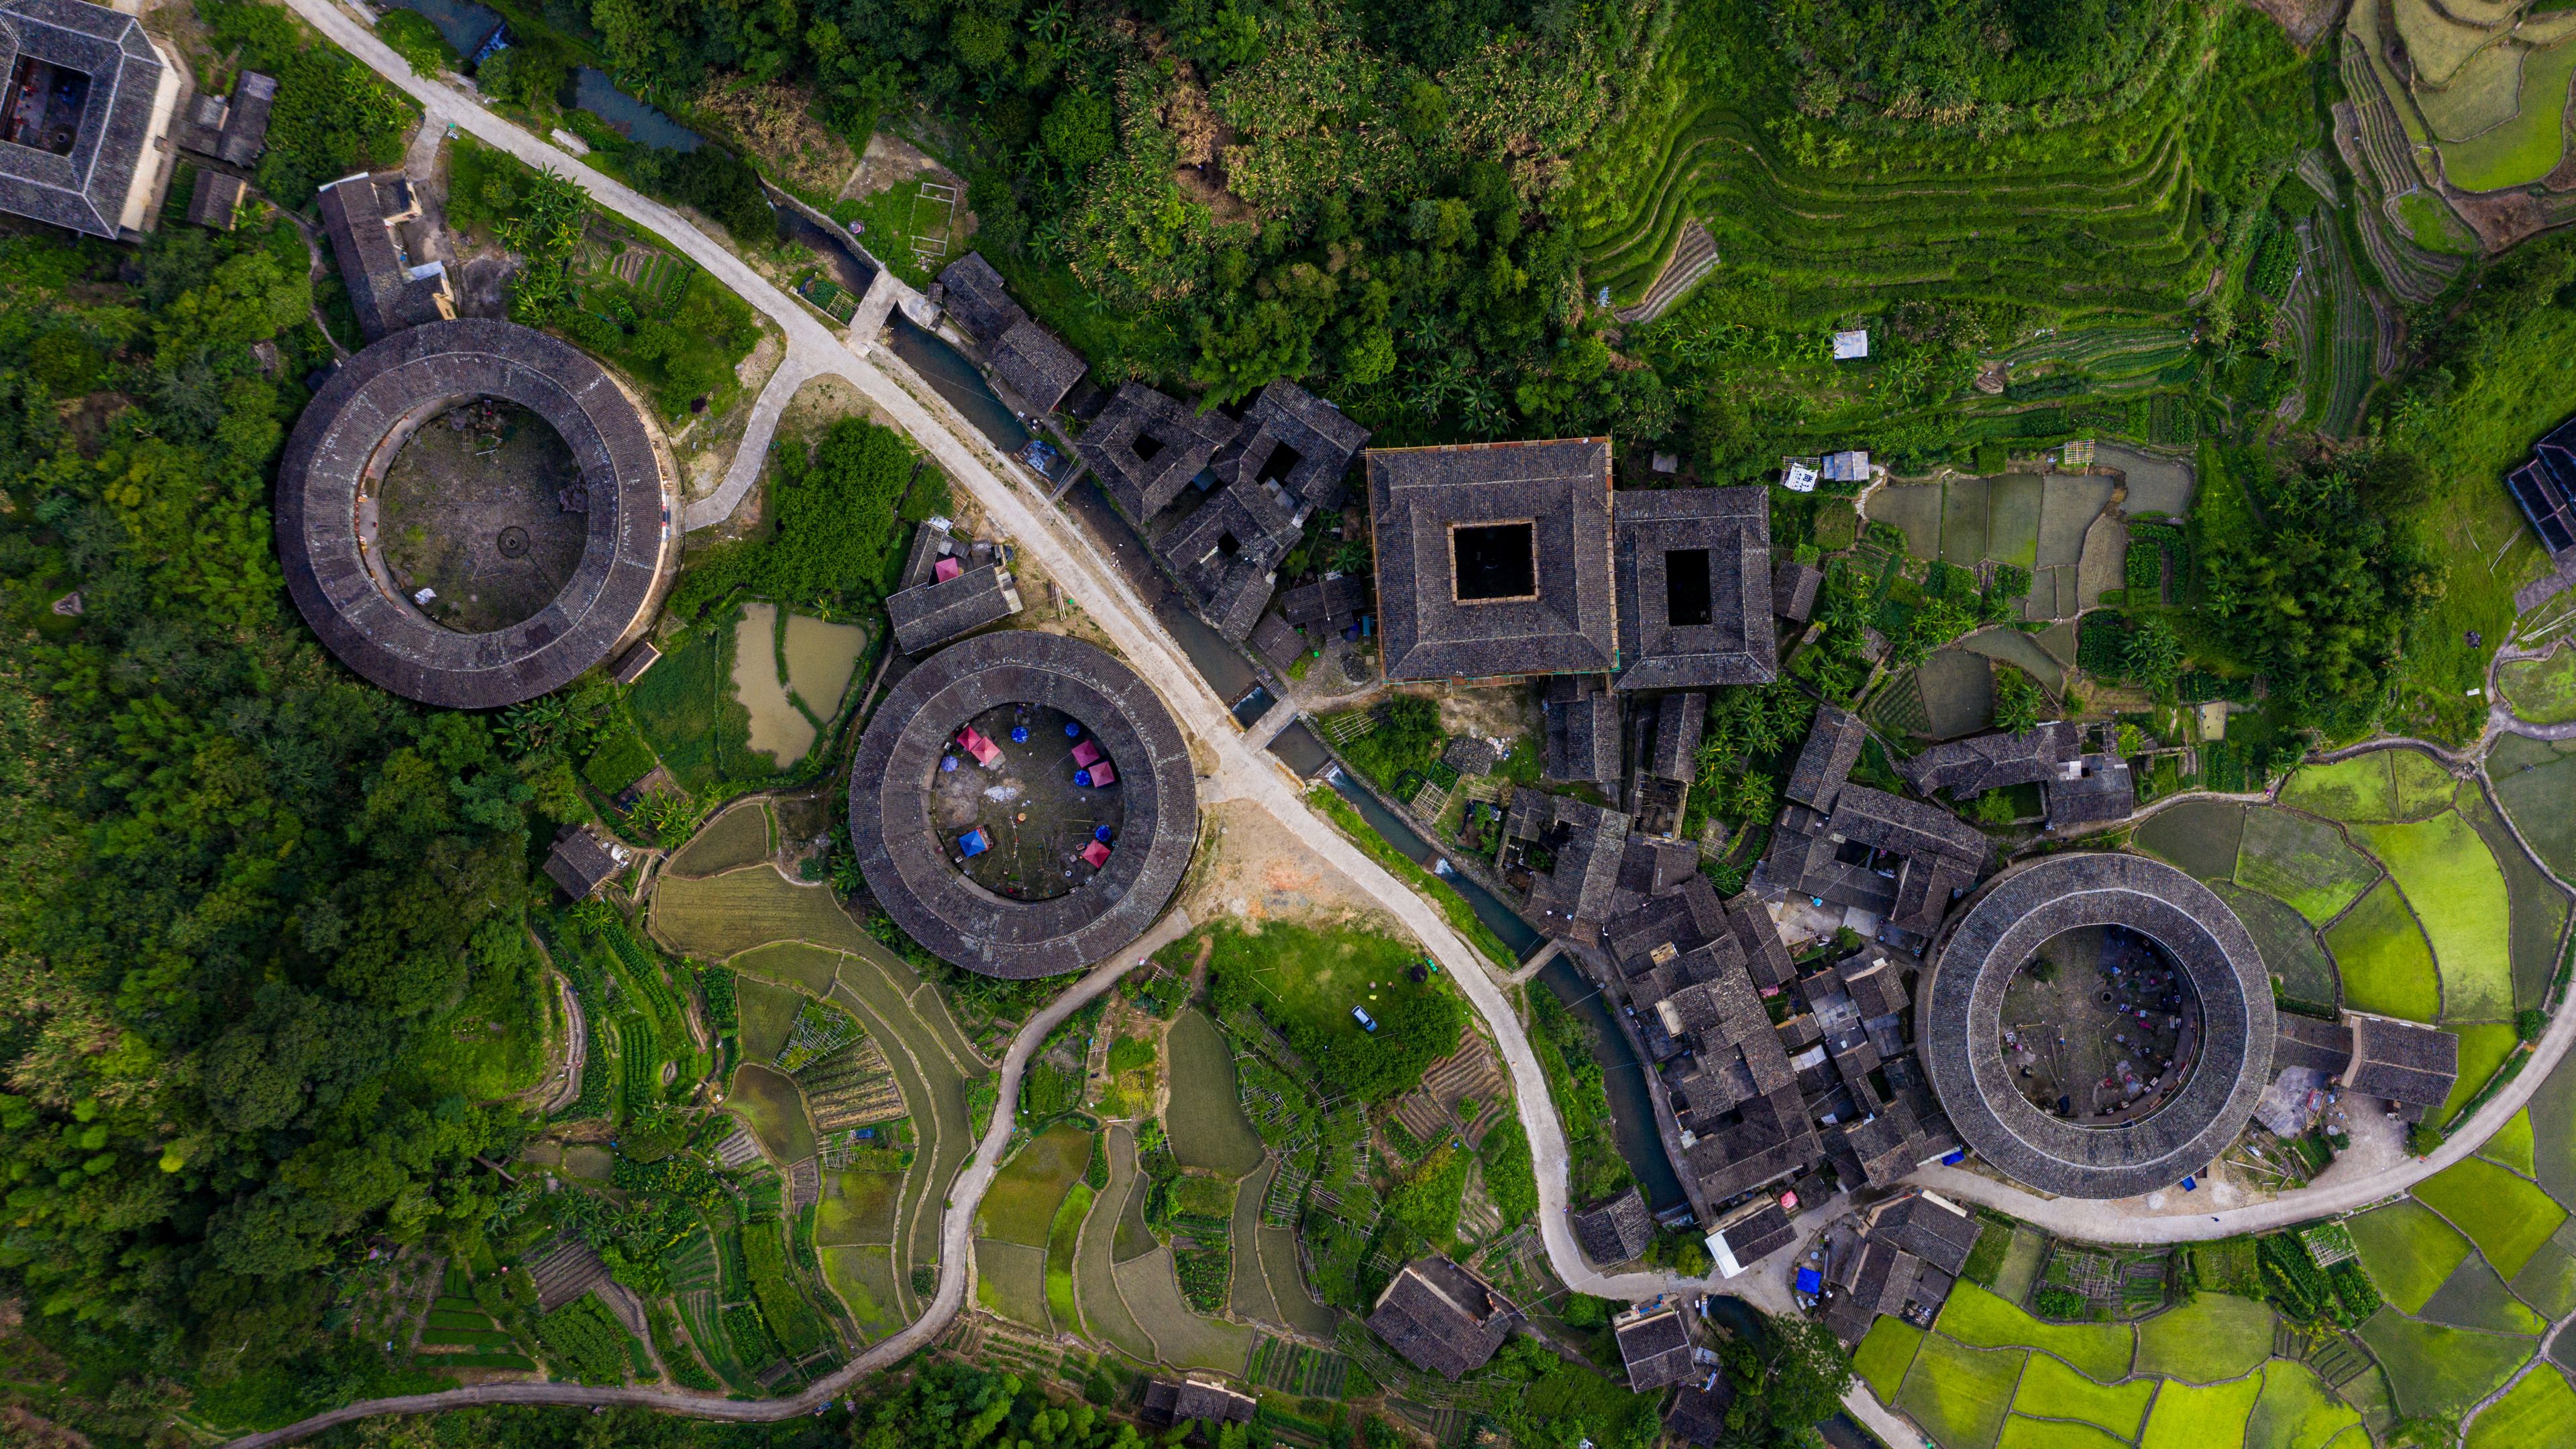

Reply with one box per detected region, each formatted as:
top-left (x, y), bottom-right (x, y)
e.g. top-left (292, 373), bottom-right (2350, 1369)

top-left (1822, 451), bottom-right (1870, 483)
top-left (1832, 329), bottom-right (1870, 360)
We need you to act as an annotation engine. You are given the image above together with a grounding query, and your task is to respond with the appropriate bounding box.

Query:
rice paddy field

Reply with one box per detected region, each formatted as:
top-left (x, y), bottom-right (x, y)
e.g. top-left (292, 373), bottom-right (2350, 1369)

top-left (977, 1122), bottom-right (1093, 1246)
top-left (2466, 1366), bottom-right (2576, 1449)
top-left (1939, 1285), bottom-right (2134, 1382)
top-left (2133, 800), bottom-right (2246, 882)
top-left (2502, 648), bottom-right (2576, 725)
top-left (2322, 879), bottom-right (2442, 1022)
top-left (2133, 1293), bottom-right (2272, 1384)
top-left (2358, 1312), bottom-right (2538, 1421)
top-left (2355, 811), bottom-right (2514, 1020)
top-left (2137, 1376), bottom-right (2264, 1449)
top-left (1165, 1010), bottom-right (1268, 1176)
top-left (1895, 1334), bottom-right (2027, 1449)
top-left (2233, 808), bottom-right (2378, 926)
top-left (667, 802), bottom-right (773, 878)
top-left (651, 865), bottom-right (873, 961)
top-left (2009, 1354), bottom-right (2155, 1439)
top-left (2492, 740), bottom-right (2576, 881)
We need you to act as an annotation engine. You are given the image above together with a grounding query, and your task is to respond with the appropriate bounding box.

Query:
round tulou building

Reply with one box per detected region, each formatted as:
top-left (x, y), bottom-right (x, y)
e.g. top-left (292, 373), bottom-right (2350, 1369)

top-left (275, 317), bottom-right (677, 708)
top-left (1921, 851), bottom-right (2275, 1199)
top-left (848, 629), bottom-right (1197, 979)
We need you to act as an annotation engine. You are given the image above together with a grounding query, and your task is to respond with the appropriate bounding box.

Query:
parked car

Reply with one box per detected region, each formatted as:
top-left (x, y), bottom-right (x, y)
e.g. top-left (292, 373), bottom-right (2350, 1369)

top-left (1351, 1006), bottom-right (1378, 1032)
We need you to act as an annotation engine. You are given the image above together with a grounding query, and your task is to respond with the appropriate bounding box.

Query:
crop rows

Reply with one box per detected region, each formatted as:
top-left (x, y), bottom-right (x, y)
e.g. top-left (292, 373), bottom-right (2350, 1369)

top-left (808, 1076), bottom-right (904, 1132)
top-left (794, 1037), bottom-right (892, 1093)
top-left (777, 1002), bottom-right (862, 1073)
top-left (2305, 215), bottom-right (2376, 435)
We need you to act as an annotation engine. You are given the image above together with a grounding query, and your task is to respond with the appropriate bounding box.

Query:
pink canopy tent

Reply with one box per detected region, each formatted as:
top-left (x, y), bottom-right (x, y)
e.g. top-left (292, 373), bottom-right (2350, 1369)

top-left (955, 726), bottom-right (1002, 767)
top-left (1079, 840), bottom-right (1111, 868)
top-left (933, 556), bottom-right (963, 583)
top-left (1069, 739), bottom-right (1102, 768)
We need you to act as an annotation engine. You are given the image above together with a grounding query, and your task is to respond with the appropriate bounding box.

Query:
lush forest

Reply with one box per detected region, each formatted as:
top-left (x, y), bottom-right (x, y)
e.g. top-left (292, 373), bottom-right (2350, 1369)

top-left (0, 223), bottom-right (556, 1426)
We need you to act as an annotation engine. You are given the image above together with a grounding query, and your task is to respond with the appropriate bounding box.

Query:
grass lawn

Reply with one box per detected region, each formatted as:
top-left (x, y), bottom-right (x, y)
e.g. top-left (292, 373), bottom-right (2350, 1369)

top-left (2438, 1022), bottom-right (2522, 1129)
top-left (2135, 1291), bottom-right (2273, 1383)
top-left (977, 1122), bottom-right (1093, 1246)
top-left (2134, 799), bottom-right (2246, 881)
top-left (2482, 1108), bottom-right (2537, 1177)
top-left (1935, 1283), bottom-right (2134, 1383)
top-left (1855, 1316), bottom-right (1926, 1403)
top-left (728, 1063), bottom-right (814, 1163)
top-left (2245, 1360), bottom-right (2363, 1449)
top-left (1042, 1180), bottom-right (1093, 1337)
top-left (2358, 1309), bottom-right (2536, 1419)
top-left (2008, 1353), bottom-right (2155, 1438)
top-left (2357, 812), bottom-right (2514, 1021)
top-left (2466, 1362), bottom-right (2576, 1449)
top-left (669, 804), bottom-right (772, 877)
top-left (2502, 648), bottom-right (2576, 725)
top-left (1201, 917), bottom-right (1463, 1104)
top-left (2350, 1199), bottom-right (2476, 1313)
top-left (2324, 880), bottom-right (2442, 1022)
top-left (2419, 1253), bottom-right (2548, 1335)
top-left (2414, 1155), bottom-right (2568, 1279)
top-left (627, 608), bottom-right (765, 794)
top-left (1896, 1334), bottom-right (2026, 1449)
top-left (2281, 755), bottom-right (2396, 822)
top-left (2237, 808), bottom-right (2378, 925)
top-left (2137, 1375), bottom-right (2263, 1449)
top-left (1994, 1417), bottom-right (2129, 1449)
top-left (1165, 1010), bottom-right (1268, 1176)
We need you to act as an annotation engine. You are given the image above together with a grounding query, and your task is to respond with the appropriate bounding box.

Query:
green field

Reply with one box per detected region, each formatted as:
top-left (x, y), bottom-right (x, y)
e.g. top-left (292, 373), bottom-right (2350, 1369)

top-left (977, 1122), bottom-right (1093, 1246)
top-left (1995, 1417), bottom-right (2129, 1449)
top-left (2359, 1309), bottom-right (2536, 1419)
top-left (732, 941), bottom-right (845, 996)
top-left (627, 609), bottom-right (765, 794)
top-left (2439, 1022), bottom-right (2522, 1129)
top-left (2007, 1353), bottom-right (2155, 1439)
top-left (2136, 800), bottom-right (2247, 882)
top-left (820, 1244), bottom-right (902, 1342)
top-left (2513, 1238), bottom-right (2576, 1318)
top-left (2137, 1375), bottom-right (2263, 1449)
top-left (2324, 880), bottom-right (2443, 1022)
top-left (729, 1063), bottom-right (814, 1163)
top-left (2502, 648), bottom-right (2576, 724)
top-left (975, 1238), bottom-right (1053, 1330)
top-left (2466, 1363), bottom-right (2576, 1449)
top-left (652, 865), bottom-right (872, 961)
top-left (1856, 1316), bottom-right (1926, 1403)
top-left (2529, 1048), bottom-right (2576, 1206)
top-left (669, 803), bottom-right (772, 877)
top-left (2419, 1253), bottom-right (2548, 1335)
top-left (2357, 812), bottom-right (2514, 1020)
top-left (2350, 1199), bottom-right (2475, 1314)
top-left (2495, 753), bottom-right (2576, 881)
top-left (1165, 1011), bottom-right (1269, 1177)
top-left (815, 1171), bottom-right (900, 1246)
top-left (2415, 1155), bottom-right (2568, 1279)
top-left (2213, 883), bottom-right (2339, 1010)
top-left (738, 976), bottom-right (805, 1063)
top-left (2134, 1291), bottom-right (2273, 1384)
top-left (2482, 1108), bottom-right (2537, 1177)
top-left (2440, 33), bottom-right (2576, 191)
top-left (2237, 809), bottom-right (2378, 925)
top-left (2281, 755), bottom-right (2400, 822)
top-left (2245, 1360), bottom-right (2363, 1449)
top-left (2457, 787), bottom-right (2574, 1011)
top-left (1935, 1283), bottom-right (2133, 1383)
top-left (1896, 1334), bottom-right (2027, 1449)
top-left (1043, 1180), bottom-right (1093, 1337)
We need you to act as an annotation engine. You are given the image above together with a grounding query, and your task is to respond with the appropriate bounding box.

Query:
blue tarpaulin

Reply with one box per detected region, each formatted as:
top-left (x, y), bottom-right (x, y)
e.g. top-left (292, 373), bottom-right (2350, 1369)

top-left (958, 828), bottom-right (991, 857)
top-left (1795, 1268), bottom-right (1823, 1295)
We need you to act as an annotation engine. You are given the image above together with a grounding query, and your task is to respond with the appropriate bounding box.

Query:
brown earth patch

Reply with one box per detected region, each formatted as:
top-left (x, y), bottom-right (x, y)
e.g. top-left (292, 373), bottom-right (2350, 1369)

top-left (692, 78), bottom-right (858, 195)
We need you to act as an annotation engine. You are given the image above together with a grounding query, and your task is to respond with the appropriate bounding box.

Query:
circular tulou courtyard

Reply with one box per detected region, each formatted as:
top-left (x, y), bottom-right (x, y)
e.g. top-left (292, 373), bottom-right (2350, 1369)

top-left (932, 700), bottom-right (1130, 902)
top-left (1998, 924), bottom-right (2203, 1128)
top-left (374, 400), bottom-right (590, 635)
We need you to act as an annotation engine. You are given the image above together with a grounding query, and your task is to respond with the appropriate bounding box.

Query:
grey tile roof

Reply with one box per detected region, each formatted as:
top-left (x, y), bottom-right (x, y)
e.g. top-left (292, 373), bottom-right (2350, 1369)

top-left (1075, 384), bottom-right (1239, 522)
top-left (0, 0), bottom-right (173, 237)
top-left (1838, 951), bottom-right (1910, 1022)
top-left (1711, 1198), bottom-right (1794, 1271)
top-left (849, 630), bottom-right (1197, 979)
top-left (1898, 722), bottom-right (2081, 800)
top-left (1251, 610), bottom-right (1303, 670)
top-left (2273, 1012), bottom-right (2353, 1077)
top-left (2345, 1013), bottom-right (2459, 1108)
top-left (1369, 439), bottom-right (1617, 680)
top-left (887, 563), bottom-right (1022, 655)
top-left (1570, 1186), bottom-right (1653, 1265)
top-left (1140, 1381), bottom-right (1254, 1426)
top-left (936, 252), bottom-right (1023, 343)
top-left (275, 319), bottom-right (674, 708)
top-left (1155, 477), bottom-right (1301, 643)
top-left (1214, 379), bottom-right (1369, 513)
top-left (2046, 753), bottom-right (2137, 830)
top-left (319, 173), bottom-right (453, 341)
top-left (989, 317), bottom-right (1086, 415)
top-left (1876, 1193), bottom-right (1983, 1277)
top-left (1785, 706), bottom-right (1868, 810)
top-left (1366, 1257), bottom-right (1520, 1380)
top-left (215, 70), bottom-right (273, 166)
top-left (1442, 737), bottom-right (1501, 777)
top-left (1772, 561), bottom-right (1822, 623)
top-left (1615, 1306), bottom-right (1698, 1391)
top-left (544, 825), bottom-right (627, 898)
top-left (1544, 676), bottom-right (1621, 783)
top-left (185, 167), bottom-right (244, 229)
top-left (1611, 487), bottom-right (1777, 690)
top-left (1648, 690), bottom-right (1708, 782)
top-left (1521, 792), bottom-right (1630, 943)
top-left (1727, 893), bottom-right (1796, 990)
top-left (1279, 575), bottom-right (1366, 628)
top-left (1667, 1387), bottom-right (1729, 1447)
top-left (1922, 852), bottom-right (2275, 1199)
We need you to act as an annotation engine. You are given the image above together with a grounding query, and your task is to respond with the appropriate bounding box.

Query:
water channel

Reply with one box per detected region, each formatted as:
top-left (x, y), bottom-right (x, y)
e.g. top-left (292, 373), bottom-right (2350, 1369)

top-left (570, 68), bottom-right (701, 151)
